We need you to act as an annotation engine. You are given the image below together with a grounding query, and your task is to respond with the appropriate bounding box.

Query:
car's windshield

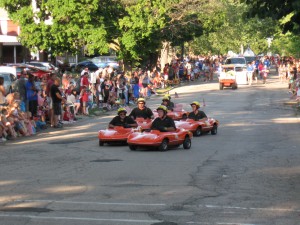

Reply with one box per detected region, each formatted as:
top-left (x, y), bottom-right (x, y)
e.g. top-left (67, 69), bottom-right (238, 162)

top-left (235, 67), bottom-right (244, 72)
top-left (0, 74), bottom-right (9, 81)
top-left (225, 58), bottom-right (246, 64)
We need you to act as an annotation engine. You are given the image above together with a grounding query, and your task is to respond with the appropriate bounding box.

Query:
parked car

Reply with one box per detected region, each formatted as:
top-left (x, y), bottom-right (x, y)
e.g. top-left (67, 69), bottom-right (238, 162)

top-left (5, 64), bottom-right (51, 79)
top-left (225, 57), bottom-right (247, 66)
top-left (71, 60), bottom-right (99, 72)
top-left (244, 56), bottom-right (256, 64)
top-left (26, 61), bottom-right (58, 72)
top-left (0, 72), bottom-right (17, 95)
top-left (56, 59), bottom-right (72, 72)
top-left (0, 66), bottom-right (18, 79)
top-left (91, 56), bottom-right (120, 69)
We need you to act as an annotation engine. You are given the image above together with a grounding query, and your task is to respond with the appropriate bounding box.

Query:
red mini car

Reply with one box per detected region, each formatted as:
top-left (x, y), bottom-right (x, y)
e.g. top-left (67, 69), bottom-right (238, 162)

top-left (98, 126), bottom-right (133, 146)
top-left (135, 118), bottom-right (153, 130)
top-left (175, 118), bottom-right (219, 136)
top-left (127, 128), bottom-right (193, 151)
top-left (153, 103), bottom-right (189, 120)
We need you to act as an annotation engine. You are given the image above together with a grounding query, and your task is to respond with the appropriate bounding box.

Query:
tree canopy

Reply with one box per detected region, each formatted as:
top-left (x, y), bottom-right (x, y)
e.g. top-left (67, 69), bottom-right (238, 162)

top-left (190, 0), bottom-right (278, 55)
top-left (241, 0), bottom-right (300, 34)
top-left (1, 0), bottom-right (298, 64)
top-left (0, 0), bottom-right (205, 66)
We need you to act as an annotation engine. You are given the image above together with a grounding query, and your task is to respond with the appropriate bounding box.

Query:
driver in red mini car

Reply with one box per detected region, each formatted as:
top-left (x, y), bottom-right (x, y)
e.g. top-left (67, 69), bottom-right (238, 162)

top-left (129, 98), bottom-right (154, 119)
top-left (161, 96), bottom-right (174, 111)
top-left (188, 101), bottom-right (207, 121)
top-left (151, 105), bottom-right (176, 132)
top-left (163, 94), bottom-right (175, 110)
top-left (109, 108), bottom-right (138, 128)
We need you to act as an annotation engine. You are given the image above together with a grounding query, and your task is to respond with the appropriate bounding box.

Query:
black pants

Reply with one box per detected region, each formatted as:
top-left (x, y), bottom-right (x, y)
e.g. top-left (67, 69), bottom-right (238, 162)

top-left (28, 100), bottom-right (38, 117)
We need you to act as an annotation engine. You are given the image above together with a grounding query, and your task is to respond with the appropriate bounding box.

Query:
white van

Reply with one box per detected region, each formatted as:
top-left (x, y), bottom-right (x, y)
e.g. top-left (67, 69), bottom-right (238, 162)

top-left (224, 57), bottom-right (247, 85)
top-left (225, 57), bottom-right (247, 66)
top-left (0, 66), bottom-right (17, 78)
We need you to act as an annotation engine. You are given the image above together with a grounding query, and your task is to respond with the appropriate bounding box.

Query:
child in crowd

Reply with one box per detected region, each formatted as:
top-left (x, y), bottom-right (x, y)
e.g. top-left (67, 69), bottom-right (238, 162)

top-left (63, 105), bottom-right (74, 122)
top-left (22, 111), bottom-right (35, 135)
top-left (80, 87), bottom-right (89, 115)
top-left (0, 119), bottom-right (8, 142)
top-left (0, 107), bottom-right (17, 139)
top-left (7, 103), bottom-right (28, 137)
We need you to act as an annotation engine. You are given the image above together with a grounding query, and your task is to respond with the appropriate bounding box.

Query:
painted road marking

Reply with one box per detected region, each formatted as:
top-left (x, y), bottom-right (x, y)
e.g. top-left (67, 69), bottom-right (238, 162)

top-left (12, 199), bottom-right (166, 206)
top-left (8, 200), bottom-right (300, 212)
top-left (0, 214), bottom-right (162, 223)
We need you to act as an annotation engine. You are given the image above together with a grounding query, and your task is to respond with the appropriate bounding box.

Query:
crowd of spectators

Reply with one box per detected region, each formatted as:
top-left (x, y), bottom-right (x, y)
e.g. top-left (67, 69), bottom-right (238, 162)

top-left (2, 54), bottom-right (299, 143)
top-left (0, 56), bottom-right (222, 143)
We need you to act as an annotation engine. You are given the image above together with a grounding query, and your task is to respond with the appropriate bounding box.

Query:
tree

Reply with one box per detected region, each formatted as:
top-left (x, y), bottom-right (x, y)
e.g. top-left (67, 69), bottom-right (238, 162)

top-left (271, 32), bottom-right (300, 57)
top-left (190, 1), bottom-right (278, 55)
top-left (0, 0), bottom-right (124, 56)
top-left (118, 0), bottom-right (205, 68)
top-left (241, 0), bottom-right (300, 34)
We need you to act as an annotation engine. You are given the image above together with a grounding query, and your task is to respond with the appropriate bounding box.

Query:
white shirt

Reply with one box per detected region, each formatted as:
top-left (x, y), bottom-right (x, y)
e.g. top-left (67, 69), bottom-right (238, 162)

top-left (67, 94), bottom-right (76, 104)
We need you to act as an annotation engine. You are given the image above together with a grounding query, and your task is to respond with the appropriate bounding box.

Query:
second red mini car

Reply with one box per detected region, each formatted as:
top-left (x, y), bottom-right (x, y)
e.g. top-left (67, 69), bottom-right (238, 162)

top-left (175, 118), bottom-right (219, 136)
top-left (127, 128), bottom-right (193, 151)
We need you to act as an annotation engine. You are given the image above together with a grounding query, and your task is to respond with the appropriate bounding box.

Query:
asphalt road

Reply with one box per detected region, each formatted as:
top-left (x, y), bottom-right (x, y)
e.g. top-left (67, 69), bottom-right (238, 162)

top-left (1, 73), bottom-right (300, 225)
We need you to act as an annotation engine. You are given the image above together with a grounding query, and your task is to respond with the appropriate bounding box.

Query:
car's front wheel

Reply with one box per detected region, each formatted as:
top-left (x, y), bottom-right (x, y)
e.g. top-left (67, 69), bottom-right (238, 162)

top-left (183, 136), bottom-right (191, 149)
top-left (211, 124), bottom-right (218, 135)
top-left (158, 139), bottom-right (168, 151)
top-left (219, 83), bottom-right (224, 90)
top-left (195, 126), bottom-right (202, 136)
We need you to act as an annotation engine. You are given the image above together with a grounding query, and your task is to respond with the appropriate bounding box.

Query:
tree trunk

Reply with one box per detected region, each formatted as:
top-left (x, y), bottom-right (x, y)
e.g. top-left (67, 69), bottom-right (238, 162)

top-left (160, 41), bottom-right (170, 70)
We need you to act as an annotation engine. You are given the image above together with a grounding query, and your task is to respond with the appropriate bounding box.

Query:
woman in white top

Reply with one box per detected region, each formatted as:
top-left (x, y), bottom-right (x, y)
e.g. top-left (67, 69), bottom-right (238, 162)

top-left (67, 89), bottom-right (81, 115)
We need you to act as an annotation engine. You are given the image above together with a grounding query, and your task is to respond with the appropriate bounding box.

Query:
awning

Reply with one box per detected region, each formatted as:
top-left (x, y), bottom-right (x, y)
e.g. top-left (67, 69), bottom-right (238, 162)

top-left (0, 35), bottom-right (21, 45)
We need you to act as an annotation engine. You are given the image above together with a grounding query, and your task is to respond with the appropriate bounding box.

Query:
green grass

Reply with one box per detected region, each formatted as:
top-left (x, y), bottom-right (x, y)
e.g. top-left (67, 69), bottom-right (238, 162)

top-left (156, 87), bottom-right (172, 94)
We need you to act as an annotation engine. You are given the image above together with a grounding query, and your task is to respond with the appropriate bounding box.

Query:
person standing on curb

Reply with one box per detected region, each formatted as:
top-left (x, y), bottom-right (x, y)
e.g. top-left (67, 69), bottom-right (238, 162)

top-left (247, 62), bottom-right (254, 85)
top-left (51, 77), bottom-right (66, 128)
top-left (46, 73), bottom-right (57, 127)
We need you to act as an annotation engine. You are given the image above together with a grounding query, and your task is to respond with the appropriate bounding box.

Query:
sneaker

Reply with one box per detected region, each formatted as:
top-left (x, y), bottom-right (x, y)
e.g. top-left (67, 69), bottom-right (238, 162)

top-left (0, 137), bottom-right (7, 142)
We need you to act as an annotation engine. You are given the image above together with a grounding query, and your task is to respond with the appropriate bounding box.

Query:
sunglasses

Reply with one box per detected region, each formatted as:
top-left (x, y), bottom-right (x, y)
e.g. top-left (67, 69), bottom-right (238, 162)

top-left (119, 113), bottom-right (126, 116)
